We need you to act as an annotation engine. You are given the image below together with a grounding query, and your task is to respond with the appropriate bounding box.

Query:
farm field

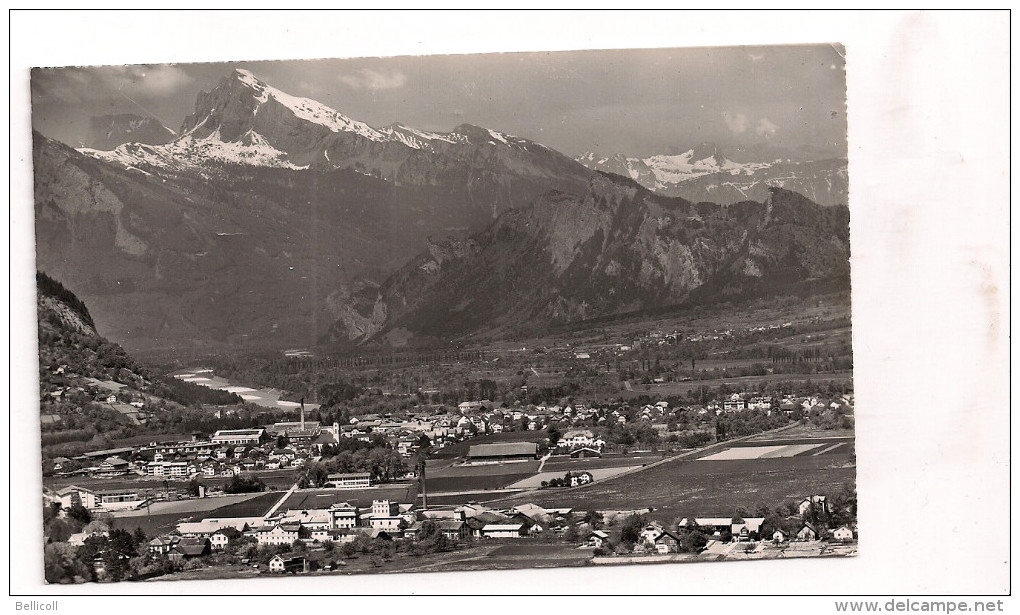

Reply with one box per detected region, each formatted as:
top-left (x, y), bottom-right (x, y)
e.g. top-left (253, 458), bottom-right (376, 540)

top-left (543, 453), bottom-right (665, 472)
top-left (747, 426), bottom-right (855, 441)
top-left (423, 458), bottom-right (541, 493)
top-left (506, 465), bottom-right (639, 489)
top-left (483, 434), bottom-right (856, 524)
top-left (699, 443), bottom-right (836, 461)
top-left (379, 542), bottom-right (592, 575)
top-left (108, 512), bottom-right (197, 540)
top-left (425, 473), bottom-right (535, 493)
top-left (112, 492), bottom-right (267, 517)
top-left (202, 492), bottom-right (283, 518)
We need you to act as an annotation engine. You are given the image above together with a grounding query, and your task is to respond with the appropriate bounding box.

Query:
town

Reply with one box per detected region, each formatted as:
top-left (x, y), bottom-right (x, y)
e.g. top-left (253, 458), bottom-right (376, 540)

top-left (42, 381), bottom-right (857, 582)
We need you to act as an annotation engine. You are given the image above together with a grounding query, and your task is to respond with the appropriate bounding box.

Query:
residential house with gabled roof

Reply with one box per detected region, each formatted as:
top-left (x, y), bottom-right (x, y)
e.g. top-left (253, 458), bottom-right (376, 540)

top-left (639, 521), bottom-right (665, 545)
top-left (148, 535), bottom-right (180, 555)
top-left (798, 495), bottom-right (828, 516)
top-left (653, 529), bottom-right (682, 553)
top-left (210, 527), bottom-right (243, 551)
top-left (797, 522), bottom-right (819, 541)
top-left (436, 520), bottom-right (470, 541)
top-left (171, 537), bottom-right (210, 560)
top-left (586, 530), bottom-right (609, 548)
top-left (832, 526), bottom-right (855, 542)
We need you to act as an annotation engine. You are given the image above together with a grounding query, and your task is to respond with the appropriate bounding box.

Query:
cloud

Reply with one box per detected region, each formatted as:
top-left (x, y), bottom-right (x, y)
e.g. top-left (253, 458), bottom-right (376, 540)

top-left (722, 111), bottom-right (748, 134)
top-left (337, 68), bottom-right (407, 91)
top-left (756, 117), bottom-right (779, 138)
top-left (32, 64), bottom-right (195, 104)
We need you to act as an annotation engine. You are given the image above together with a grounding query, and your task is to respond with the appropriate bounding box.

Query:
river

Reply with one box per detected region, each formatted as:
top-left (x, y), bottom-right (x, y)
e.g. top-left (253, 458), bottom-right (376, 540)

top-left (170, 368), bottom-right (321, 412)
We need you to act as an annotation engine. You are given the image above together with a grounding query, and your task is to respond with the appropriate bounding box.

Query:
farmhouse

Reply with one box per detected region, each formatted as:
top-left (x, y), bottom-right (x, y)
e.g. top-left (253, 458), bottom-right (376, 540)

top-left (798, 495), bottom-right (828, 516)
top-left (586, 530), bottom-right (609, 548)
top-left (568, 471), bottom-right (594, 486)
top-left (171, 537), bottom-right (211, 560)
top-left (678, 517), bottom-right (765, 538)
top-left (68, 529), bottom-right (108, 547)
top-left (797, 523), bottom-right (819, 541)
top-left (436, 520), bottom-right (470, 541)
top-left (209, 527), bottom-right (243, 551)
top-left (148, 535), bottom-right (181, 555)
top-left (639, 522), bottom-right (665, 545)
top-left (96, 456), bottom-right (130, 477)
top-left (832, 526), bottom-right (855, 542)
top-left (268, 553), bottom-right (318, 574)
top-left (653, 529), bottom-right (682, 553)
top-left (467, 442), bottom-right (539, 462)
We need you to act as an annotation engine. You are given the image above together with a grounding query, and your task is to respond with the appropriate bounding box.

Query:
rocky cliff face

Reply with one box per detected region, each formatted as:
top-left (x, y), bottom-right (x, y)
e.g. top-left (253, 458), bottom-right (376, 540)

top-left (333, 174), bottom-right (850, 345)
top-left (85, 114), bottom-right (175, 151)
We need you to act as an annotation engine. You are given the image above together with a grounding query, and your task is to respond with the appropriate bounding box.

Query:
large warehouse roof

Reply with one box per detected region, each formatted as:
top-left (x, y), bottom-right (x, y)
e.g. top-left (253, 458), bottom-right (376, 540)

top-left (467, 442), bottom-right (538, 458)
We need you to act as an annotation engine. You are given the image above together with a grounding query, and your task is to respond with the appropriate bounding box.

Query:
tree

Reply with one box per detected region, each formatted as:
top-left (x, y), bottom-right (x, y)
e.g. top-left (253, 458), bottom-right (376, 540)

top-left (186, 476), bottom-right (204, 497)
top-left (679, 528), bottom-right (708, 553)
top-left (416, 519), bottom-right (440, 542)
top-left (584, 510), bottom-right (605, 530)
top-left (620, 513), bottom-right (647, 545)
top-left (65, 504), bottom-right (92, 525)
top-left (276, 434), bottom-right (290, 449)
top-left (547, 425), bottom-right (562, 448)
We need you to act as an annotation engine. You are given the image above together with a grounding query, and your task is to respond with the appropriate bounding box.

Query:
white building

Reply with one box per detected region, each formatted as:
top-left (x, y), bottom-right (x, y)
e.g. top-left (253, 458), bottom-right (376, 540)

top-left (211, 429), bottom-right (266, 445)
top-left (481, 524), bottom-right (526, 538)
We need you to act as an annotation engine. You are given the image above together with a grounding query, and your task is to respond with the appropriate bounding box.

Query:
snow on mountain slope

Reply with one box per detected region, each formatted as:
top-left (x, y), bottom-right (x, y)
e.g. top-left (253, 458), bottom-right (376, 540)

top-left (80, 132), bottom-right (307, 174)
top-left (229, 69), bottom-right (386, 142)
top-left (577, 146), bottom-right (769, 189)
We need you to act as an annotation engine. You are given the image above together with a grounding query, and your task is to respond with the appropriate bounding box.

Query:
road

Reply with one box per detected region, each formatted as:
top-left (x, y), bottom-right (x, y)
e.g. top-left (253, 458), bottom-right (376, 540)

top-left (263, 481), bottom-right (300, 518)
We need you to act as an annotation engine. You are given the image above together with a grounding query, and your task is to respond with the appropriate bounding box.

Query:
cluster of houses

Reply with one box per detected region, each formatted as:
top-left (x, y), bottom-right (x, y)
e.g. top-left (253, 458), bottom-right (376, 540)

top-left (706, 393), bottom-right (855, 416)
top-left (135, 498), bottom-right (583, 567)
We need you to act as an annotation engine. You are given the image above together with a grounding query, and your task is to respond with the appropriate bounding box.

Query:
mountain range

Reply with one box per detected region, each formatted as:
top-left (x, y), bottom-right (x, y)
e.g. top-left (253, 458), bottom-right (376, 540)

top-left (33, 68), bottom-right (850, 354)
top-left (576, 146), bottom-right (847, 207)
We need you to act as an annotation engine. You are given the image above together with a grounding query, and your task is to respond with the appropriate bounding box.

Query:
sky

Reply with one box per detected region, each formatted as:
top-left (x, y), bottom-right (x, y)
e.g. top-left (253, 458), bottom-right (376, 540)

top-left (31, 45), bottom-right (847, 160)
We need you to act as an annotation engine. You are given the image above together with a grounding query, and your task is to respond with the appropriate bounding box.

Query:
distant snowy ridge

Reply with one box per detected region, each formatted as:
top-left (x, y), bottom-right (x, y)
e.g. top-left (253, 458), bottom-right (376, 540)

top-left (576, 148), bottom-right (770, 189)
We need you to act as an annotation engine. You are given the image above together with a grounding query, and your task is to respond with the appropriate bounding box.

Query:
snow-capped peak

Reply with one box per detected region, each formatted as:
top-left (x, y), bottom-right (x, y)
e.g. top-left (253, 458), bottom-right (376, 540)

top-left (227, 69), bottom-right (386, 142)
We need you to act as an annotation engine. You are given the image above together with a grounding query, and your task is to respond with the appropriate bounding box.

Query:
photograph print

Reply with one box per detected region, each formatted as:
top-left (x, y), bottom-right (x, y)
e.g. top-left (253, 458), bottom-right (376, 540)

top-left (32, 45), bottom-right (855, 584)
